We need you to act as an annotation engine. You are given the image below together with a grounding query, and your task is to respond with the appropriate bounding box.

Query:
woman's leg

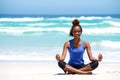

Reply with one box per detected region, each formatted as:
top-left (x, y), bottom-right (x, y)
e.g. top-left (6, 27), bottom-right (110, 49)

top-left (56, 54), bottom-right (94, 74)
top-left (64, 64), bottom-right (92, 74)
top-left (79, 61), bottom-right (99, 71)
top-left (79, 65), bottom-right (92, 71)
top-left (56, 54), bottom-right (92, 74)
top-left (58, 60), bottom-right (92, 74)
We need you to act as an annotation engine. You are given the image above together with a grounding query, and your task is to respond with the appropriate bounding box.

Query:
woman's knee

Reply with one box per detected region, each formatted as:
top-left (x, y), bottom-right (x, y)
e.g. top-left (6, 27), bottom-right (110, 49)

top-left (58, 60), bottom-right (67, 73)
top-left (58, 60), bottom-right (66, 68)
top-left (89, 61), bottom-right (99, 70)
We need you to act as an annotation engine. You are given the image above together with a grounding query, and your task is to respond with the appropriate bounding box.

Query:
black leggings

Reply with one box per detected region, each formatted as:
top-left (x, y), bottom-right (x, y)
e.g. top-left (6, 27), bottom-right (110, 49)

top-left (88, 61), bottom-right (99, 70)
top-left (58, 60), bottom-right (99, 73)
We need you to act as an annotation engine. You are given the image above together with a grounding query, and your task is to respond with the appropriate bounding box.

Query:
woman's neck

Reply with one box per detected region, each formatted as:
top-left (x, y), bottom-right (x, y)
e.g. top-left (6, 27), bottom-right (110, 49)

top-left (73, 38), bottom-right (81, 48)
top-left (73, 38), bottom-right (81, 44)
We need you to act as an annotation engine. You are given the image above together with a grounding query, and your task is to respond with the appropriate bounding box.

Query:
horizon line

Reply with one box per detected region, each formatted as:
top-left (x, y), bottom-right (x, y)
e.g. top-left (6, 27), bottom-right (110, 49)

top-left (0, 13), bottom-right (120, 15)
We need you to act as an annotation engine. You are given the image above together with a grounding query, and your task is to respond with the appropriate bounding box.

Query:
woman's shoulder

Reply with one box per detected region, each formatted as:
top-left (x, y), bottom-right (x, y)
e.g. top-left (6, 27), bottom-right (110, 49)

top-left (83, 40), bottom-right (90, 48)
top-left (64, 40), bottom-right (71, 48)
top-left (83, 40), bottom-right (89, 44)
top-left (64, 41), bottom-right (70, 45)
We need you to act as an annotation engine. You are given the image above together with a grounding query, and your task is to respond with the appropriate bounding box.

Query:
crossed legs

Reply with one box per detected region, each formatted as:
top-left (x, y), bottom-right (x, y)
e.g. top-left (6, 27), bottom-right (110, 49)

top-left (56, 55), bottom-right (98, 74)
top-left (64, 64), bottom-right (92, 74)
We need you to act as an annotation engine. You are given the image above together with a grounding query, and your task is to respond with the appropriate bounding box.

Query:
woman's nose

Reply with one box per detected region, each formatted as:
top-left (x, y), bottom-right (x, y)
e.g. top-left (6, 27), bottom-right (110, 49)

top-left (75, 32), bottom-right (79, 34)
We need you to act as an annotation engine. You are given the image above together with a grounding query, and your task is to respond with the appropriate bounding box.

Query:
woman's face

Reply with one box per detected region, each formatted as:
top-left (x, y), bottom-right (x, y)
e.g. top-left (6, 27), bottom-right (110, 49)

top-left (72, 26), bottom-right (82, 38)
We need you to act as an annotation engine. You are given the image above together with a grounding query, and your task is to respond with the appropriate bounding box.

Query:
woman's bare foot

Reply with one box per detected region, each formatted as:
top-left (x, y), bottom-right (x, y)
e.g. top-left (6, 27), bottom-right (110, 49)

top-left (67, 71), bottom-right (92, 75)
top-left (81, 71), bottom-right (92, 75)
top-left (77, 70), bottom-right (92, 75)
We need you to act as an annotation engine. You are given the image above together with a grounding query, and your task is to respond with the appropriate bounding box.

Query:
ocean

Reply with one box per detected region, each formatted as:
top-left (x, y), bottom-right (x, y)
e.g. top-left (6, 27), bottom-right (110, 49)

top-left (0, 14), bottom-right (120, 64)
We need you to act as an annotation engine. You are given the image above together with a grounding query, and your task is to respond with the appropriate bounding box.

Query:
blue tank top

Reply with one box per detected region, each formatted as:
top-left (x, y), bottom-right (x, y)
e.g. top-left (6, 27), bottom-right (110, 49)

top-left (68, 39), bottom-right (85, 67)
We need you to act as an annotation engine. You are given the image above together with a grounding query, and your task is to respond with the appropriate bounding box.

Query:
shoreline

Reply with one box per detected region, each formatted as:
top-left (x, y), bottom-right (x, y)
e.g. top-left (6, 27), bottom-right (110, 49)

top-left (0, 60), bottom-right (120, 65)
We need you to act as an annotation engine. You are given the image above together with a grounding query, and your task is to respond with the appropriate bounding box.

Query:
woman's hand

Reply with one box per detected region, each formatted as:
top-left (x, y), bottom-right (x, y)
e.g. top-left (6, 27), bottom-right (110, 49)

top-left (55, 54), bottom-right (60, 61)
top-left (98, 53), bottom-right (103, 62)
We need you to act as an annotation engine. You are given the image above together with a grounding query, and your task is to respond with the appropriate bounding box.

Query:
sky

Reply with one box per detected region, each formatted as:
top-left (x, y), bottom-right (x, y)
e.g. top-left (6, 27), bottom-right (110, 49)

top-left (0, 0), bottom-right (120, 15)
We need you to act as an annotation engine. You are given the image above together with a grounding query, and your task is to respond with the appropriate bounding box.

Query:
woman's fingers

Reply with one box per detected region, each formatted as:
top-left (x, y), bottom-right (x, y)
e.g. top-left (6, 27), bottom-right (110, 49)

top-left (98, 53), bottom-right (103, 62)
top-left (56, 54), bottom-right (60, 61)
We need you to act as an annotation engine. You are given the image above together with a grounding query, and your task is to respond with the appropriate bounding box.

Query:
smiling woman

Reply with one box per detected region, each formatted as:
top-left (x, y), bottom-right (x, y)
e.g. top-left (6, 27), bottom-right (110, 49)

top-left (55, 19), bottom-right (103, 74)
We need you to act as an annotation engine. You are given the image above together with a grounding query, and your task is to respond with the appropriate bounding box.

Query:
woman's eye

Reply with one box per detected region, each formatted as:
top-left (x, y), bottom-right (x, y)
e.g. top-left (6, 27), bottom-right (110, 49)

top-left (74, 31), bottom-right (80, 33)
top-left (74, 31), bottom-right (76, 33)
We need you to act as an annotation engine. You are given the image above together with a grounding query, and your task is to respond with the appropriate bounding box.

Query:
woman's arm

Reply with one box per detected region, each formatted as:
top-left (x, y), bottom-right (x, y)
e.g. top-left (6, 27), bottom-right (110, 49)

top-left (56, 41), bottom-right (69, 61)
top-left (84, 41), bottom-right (103, 62)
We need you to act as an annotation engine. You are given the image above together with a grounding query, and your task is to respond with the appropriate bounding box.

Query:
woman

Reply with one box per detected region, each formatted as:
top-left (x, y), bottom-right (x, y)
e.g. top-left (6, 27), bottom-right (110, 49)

top-left (55, 19), bottom-right (103, 74)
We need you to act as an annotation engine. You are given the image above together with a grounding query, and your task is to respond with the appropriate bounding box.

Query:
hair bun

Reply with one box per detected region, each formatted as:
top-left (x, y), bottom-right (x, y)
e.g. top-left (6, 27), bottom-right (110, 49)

top-left (72, 19), bottom-right (80, 26)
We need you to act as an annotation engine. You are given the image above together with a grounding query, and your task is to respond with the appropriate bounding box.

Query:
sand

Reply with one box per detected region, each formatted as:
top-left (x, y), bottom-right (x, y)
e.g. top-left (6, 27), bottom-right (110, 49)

top-left (0, 62), bottom-right (120, 80)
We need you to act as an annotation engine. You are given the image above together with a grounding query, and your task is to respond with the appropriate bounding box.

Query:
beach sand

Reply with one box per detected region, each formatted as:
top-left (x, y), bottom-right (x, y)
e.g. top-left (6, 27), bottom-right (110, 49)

top-left (0, 62), bottom-right (120, 80)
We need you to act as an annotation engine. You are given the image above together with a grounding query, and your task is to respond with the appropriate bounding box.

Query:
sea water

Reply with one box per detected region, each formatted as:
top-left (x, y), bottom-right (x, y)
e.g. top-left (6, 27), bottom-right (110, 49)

top-left (0, 14), bottom-right (120, 64)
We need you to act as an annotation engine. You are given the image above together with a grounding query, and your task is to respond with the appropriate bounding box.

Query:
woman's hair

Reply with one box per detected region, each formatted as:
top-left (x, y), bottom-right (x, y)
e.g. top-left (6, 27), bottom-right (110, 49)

top-left (69, 19), bottom-right (82, 36)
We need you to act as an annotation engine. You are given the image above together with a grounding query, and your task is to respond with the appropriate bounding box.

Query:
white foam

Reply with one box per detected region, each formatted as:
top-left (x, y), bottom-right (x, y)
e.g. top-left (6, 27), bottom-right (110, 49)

top-left (2, 16), bottom-right (109, 22)
top-left (27, 23), bottom-right (56, 26)
top-left (47, 16), bottom-right (112, 21)
top-left (91, 40), bottom-right (120, 50)
top-left (101, 41), bottom-right (120, 49)
top-left (0, 17), bottom-right (44, 22)
top-left (78, 16), bottom-right (111, 20)
top-left (81, 21), bottom-right (120, 26)
top-left (104, 21), bottom-right (120, 27)
top-left (83, 27), bottom-right (120, 35)
top-left (0, 26), bottom-right (120, 35)
top-left (0, 27), bottom-right (70, 35)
